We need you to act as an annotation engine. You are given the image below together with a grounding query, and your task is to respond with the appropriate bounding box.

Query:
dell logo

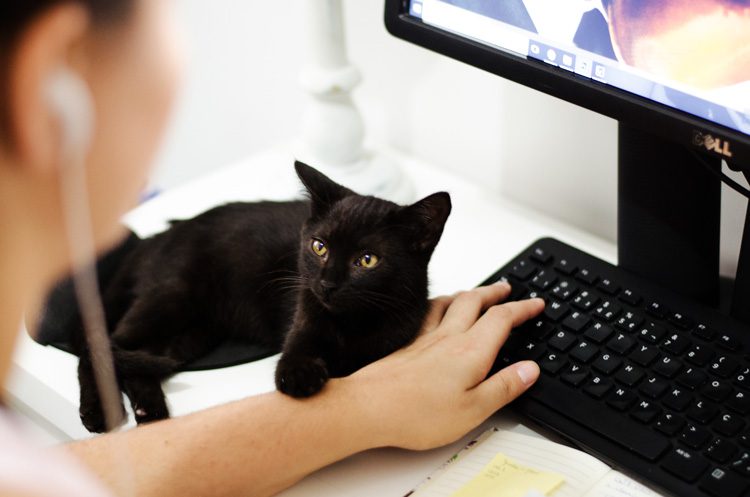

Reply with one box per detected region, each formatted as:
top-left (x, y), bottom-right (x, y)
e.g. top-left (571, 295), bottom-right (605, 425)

top-left (693, 131), bottom-right (733, 158)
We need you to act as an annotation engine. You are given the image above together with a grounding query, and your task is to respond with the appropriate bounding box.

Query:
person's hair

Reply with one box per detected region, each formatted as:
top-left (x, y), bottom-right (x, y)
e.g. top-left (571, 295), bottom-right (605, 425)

top-left (0, 1), bottom-right (133, 147)
top-left (1, 1), bottom-right (133, 45)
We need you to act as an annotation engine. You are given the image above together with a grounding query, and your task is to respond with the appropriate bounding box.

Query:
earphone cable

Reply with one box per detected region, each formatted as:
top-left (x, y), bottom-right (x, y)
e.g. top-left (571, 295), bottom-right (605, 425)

top-left (58, 129), bottom-right (135, 497)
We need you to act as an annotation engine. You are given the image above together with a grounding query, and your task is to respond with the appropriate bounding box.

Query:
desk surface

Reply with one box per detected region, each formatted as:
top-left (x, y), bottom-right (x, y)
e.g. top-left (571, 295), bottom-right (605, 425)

top-left (8, 146), bottom-right (629, 496)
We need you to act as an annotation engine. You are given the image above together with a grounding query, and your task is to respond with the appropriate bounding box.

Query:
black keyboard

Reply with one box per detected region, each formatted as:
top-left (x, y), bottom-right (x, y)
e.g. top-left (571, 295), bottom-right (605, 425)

top-left (485, 238), bottom-right (750, 497)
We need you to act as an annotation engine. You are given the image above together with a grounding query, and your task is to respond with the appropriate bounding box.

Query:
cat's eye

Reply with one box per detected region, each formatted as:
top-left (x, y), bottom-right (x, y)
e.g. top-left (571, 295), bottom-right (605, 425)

top-left (356, 253), bottom-right (379, 269)
top-left (311, 239), bottom-right (328, 257)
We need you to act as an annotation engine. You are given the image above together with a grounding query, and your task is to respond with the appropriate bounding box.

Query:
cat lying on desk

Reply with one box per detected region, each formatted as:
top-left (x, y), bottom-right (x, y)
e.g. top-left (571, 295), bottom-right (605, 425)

top-left (73, 162), bottom-right (452, 432)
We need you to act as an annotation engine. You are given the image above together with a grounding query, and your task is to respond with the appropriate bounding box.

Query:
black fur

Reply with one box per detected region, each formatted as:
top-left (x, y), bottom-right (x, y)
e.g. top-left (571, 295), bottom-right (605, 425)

top-left (73, 162), bottom-right (451, 432)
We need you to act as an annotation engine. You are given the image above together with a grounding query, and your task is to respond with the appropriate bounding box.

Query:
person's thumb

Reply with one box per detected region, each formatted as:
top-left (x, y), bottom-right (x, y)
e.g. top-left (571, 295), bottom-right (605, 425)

top-left (474, 360), bottom-right (540, 414)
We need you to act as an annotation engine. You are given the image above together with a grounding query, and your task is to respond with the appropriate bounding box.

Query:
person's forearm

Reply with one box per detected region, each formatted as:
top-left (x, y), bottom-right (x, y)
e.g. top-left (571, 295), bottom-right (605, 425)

top-left (65, 378), bottom-right (377, 497)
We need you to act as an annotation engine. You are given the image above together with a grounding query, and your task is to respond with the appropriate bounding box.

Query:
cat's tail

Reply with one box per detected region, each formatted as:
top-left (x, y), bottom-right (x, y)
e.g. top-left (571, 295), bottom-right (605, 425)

top-left (112, 346), bottom-right (180, 377)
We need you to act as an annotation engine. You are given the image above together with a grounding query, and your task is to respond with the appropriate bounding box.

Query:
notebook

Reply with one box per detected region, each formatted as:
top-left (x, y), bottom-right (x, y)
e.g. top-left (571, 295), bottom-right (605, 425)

top-left (404, 428), bottom-right (662, 497)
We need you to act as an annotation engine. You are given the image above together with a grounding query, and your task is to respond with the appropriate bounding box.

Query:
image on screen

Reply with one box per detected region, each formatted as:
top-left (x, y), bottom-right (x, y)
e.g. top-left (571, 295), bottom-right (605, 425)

top-left (408, 0), bottom-right (750, 136)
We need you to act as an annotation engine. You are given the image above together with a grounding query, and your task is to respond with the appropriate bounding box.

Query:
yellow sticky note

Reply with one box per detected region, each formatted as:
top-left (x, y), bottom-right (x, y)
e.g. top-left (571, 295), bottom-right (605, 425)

top-left (450, 453), bottom-right (564, 497)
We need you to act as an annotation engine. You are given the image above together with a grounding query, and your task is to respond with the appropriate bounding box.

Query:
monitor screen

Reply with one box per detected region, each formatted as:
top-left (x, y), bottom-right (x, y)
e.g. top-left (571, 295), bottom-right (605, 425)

top-left (393, 0), bottom-right (750, 164)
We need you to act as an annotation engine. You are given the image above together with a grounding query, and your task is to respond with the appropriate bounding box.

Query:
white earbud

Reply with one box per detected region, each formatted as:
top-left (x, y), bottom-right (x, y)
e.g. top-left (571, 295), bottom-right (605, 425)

top-left (44, 67), bottom-right (95, 156)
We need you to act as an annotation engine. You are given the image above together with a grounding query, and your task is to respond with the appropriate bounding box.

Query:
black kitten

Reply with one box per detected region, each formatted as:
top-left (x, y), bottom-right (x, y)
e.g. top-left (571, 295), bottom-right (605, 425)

top-left (72, 162), bottom-right (451, 432)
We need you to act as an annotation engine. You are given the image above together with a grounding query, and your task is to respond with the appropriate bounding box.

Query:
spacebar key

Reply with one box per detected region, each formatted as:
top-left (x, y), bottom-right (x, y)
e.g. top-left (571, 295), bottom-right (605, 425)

top-left (528, 376), bottom-right (670, 461)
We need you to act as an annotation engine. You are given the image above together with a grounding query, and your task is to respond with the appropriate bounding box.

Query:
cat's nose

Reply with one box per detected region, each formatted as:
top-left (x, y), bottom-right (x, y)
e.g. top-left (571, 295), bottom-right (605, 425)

top-left (320, 280), bottom-right (337, 298)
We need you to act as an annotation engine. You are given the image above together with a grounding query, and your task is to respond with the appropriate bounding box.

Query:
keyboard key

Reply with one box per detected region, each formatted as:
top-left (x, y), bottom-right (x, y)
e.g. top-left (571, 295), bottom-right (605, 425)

top-left (597, 278), bottom-right (620, 295)
top-left (731, 451), bottom-right (750, 476)
top-left (553, 258), bottom-right (576, 275)
top-left (718, 334), bottom-right (742, 352)
top-left (742, 432), bottom-right (750, 448)
top-left (655, 412), bottom-right (685, 436)
top-left (607, 333), bottom-right (636, 355)
top-left (728, 391), bottom-right (750, 414)
top-left (662, 332), bottom-right (691, 355)
top-left (661, 447), bottom-right (708, 482)
top-left (614, 311), bottom-right (642, 333)
top-left (694, 323), bottom-right (717, 341)
top-left (663, 387), bottom-right (692, 411)
top-left (653, 356), bottom-right (683, 378)
top-left (669, 312), bottom-right (694, 330)
top-left (561, 311), bottom-right (590, 333)
top-left (584, 375), bottom-right (614, 398)
top-left (538, 352), bottom-right (567, 375)
top-left (560, 363), bottom-right (588, 386)
top-left (530, 246), bottom-right (552, 264)
top-left (619, 288), bottom-right (642, 306)
top-left (699, 467), bottom-right (748, 497)
top-left (676, 367), bottom-right (707, 390)
top-left (710, 355), bottom-right (740, 378)
top-left (636, 322), bottom-right (666, 344)
top-left (606, 387), bottom-right (637, 411)
top-left (543, 301), bottom-right (569, 322)
top-left (571, 290), bottom-right (598, 311)
top-left (569, 340), bottom-right (598, 363)
top-left (615, 363), bottom-right (645, 387)
top-left (507, 282), bottom-right (529, 301)
top-left (513, 339), bottom-right (545, 361)
top-left (550, 280), bottom-right (577, 301)
top-left (630, 344), bottom-right (659, 366)
top-left (509, 259), bottom-right (536, 281)
top-left (530, 376), bottom-right (669, 460)
top-left (703, 380), bottom-right (732, 402)
top-left (530, 270), bottom-right (556, 291)
top-left (686, 344), bottom-right (714, 367)
top-left (593, 299), bottom-right (621, 322)
top-left (680, 423), bottom-right (711, 449)
top-left (640, 376), bottom-right (669, 399)
top-left (646, 301), bottom-right (667, 319)
top-left (735, 367), bottom-right (750, 390)
top-left (583, 322), bottom-right (614, 344)
top-left (630, 399), bottom-right (660, 423)
top-left (687, 399), bottom-right (719, 424)
top-left (705, 438), bottom-right (738, 464)
top-left (575, 268), bottom-right (598, 285)
top-left (713, 412), bottom-right (745, 437)
top-left (522, 319), bottom-right (554, 342)
top-left (548, 329), bottom-right (576, 352)
top-left (592, 353), bottom-right (622, 375)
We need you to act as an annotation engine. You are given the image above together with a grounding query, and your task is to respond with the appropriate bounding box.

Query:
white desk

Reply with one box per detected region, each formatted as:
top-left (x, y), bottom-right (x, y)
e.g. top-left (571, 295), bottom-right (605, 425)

top-left (8, 146), bottom-right (629, 496)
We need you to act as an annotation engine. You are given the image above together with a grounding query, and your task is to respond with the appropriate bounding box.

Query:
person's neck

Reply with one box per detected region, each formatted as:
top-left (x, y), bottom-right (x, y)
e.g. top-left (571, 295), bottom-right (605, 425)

top-left (0, 241), bottom-right (31, 394)
top-left (0, 172), bottom-right (46, 394)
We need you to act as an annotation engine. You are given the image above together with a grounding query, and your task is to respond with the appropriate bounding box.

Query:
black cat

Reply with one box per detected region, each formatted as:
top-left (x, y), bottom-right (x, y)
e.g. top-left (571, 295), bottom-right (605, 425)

top-left (73, 162), bottom-right (451, 432)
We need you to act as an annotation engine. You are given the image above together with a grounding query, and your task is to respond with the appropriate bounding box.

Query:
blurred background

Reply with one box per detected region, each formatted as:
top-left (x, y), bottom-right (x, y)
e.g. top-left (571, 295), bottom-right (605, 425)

top-left (152, 0), bottom-right (747, 276)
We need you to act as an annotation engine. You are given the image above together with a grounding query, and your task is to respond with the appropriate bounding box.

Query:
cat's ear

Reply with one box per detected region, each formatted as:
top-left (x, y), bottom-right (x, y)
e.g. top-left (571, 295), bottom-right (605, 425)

top-left (400, 192), bottom-right (452, 253)
top-left (295, 161), bottom-right (354, 218)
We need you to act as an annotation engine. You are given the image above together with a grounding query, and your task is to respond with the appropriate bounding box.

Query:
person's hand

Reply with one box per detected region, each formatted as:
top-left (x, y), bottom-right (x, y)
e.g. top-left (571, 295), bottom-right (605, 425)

top-left (343, 282), bottom-right (544, 450)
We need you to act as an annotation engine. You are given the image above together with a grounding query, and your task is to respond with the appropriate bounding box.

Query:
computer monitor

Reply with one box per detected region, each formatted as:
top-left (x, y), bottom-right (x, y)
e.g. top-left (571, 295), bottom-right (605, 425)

top-left (385, 0), bottom-right (750, 314)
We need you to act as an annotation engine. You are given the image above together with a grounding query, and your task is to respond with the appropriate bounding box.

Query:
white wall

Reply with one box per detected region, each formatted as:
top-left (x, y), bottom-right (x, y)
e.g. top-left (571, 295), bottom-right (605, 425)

top-left (153, 0), bottom-right (747, 276)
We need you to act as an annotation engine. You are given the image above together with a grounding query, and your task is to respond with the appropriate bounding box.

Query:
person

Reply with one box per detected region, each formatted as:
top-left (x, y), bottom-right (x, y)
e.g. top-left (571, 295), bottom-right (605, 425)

top-left (0, 1), bottom-right (544, 496)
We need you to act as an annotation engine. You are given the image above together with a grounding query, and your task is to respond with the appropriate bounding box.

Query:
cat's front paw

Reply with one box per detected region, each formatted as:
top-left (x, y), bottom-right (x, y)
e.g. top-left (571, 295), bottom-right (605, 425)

top-left (79, 402), bottom-right (126, 433)
top-left (133, 402), bottom-right (170, 425)
top-left (275, 355), bottom-right (329, 398)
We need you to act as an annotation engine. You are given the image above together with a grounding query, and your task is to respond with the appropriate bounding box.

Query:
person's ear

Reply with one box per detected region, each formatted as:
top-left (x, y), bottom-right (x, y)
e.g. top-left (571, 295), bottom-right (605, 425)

top-left (8, 3), bottom-right (91, 174)
top-left (295, 161), bottom-right (355, 218)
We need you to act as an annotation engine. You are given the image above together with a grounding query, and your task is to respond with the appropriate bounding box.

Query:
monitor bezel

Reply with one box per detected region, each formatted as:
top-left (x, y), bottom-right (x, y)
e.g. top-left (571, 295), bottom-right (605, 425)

top-left (384, 0), bottom-right (750, 169)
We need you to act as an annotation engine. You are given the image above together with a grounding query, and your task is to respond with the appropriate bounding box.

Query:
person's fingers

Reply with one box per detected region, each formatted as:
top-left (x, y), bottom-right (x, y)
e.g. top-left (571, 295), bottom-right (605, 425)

top-left (419, 295), bottom-right (455, 335)
top-left (439, 282), bottom-right (512, 335)
top-left (472, 360), bottom-right (540, 415)
top-left (468, 298), bottom-right (545, 348)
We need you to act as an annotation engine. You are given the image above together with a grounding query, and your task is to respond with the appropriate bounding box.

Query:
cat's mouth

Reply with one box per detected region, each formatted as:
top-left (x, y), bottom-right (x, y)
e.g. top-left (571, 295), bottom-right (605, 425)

top-left (311, 287), bottom-right (338, 310)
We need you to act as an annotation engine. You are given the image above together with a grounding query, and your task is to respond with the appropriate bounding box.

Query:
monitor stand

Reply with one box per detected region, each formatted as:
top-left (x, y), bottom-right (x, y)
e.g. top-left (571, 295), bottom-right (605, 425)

top-left (617, 123), bottom-right (723, 309)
